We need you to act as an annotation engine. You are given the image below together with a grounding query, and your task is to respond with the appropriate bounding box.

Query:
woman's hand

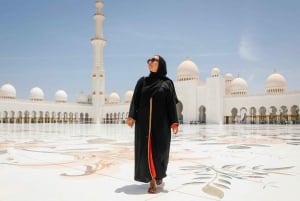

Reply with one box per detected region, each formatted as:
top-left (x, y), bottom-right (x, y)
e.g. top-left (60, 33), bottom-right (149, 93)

top-left (127, 117), bottom-right (135, 128)
top-left (171, 123), bottom-right (178, 135)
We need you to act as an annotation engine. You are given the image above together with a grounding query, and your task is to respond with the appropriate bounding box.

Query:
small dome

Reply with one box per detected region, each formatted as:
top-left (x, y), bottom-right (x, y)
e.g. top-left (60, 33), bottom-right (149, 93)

top-left (0, 83), bottom-right (16, 99)
top-left (109, 92), bottom-right (120, 104)
top-left (230, 75), bottom-right (248, 95)
top-left (77, 92), bottom-right (89, 104)
top-left (124, 90), bottom-right (133, 103)
top-left (266, 70), bottom-right (286, 94)
top-left (55, 89), bottom-right (68, 102)
top-left (211, 67), bottom-right (220, 77)
top-left (29, 86), bottom-right (44, 101)
top-left (177, 57), bottom-right (199, 81)
top-left (224, 73), bottom-right (233, 81)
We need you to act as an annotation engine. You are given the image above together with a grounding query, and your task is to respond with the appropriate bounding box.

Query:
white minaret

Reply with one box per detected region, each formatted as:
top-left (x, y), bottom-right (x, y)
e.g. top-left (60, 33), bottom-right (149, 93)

top-left (91, 0), bottom-right (106, 123)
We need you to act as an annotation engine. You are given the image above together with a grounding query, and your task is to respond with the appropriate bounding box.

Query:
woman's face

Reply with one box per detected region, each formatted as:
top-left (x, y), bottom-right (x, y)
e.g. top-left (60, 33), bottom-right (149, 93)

top-left (147, 55), bottom-right (159, 73)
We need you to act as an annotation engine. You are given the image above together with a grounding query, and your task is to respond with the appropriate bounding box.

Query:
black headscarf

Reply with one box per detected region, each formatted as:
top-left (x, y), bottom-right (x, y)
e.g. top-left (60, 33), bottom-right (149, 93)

top-left (141, 55), bottom-right (168, 105)
top-left (157, 55), bottom-right (167, 76)
top-left (145, 55), bottom-right (167, 85)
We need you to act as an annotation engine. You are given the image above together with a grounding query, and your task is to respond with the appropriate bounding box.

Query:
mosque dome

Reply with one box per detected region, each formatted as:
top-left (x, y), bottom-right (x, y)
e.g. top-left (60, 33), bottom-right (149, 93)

top-left (109, 92), bottom-right (120, 104)
top-left (124, 90), bottom-right (133, 103)
top-left (230, 75), bottom-right (248, 95)
top-left (29, 86), bottom-right (44, 101)
top-left (177, 57), bottom-right (199, 81)
top-left (55, 90), bottom-right (68, 103)
top-left (0, 83), bottom-right (16, 99)
top-left (211, 67), bottom-right (220, 77)
top-left (265, 70), bottom-right (286, 94)
top-left (224, 73), bottom-right (233, 81)
top-left (77, 92), bottom-right (89, 104)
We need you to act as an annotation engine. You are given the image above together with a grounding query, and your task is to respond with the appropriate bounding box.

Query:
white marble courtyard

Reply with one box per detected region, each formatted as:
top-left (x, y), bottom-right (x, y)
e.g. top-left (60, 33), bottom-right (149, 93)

top-left (0, 123), bottom-right (299, 201)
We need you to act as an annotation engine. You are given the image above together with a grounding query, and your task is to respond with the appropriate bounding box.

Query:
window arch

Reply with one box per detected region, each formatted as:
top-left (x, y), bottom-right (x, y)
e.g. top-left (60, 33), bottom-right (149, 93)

top-left (231, 108), bottom-right (238, 123)
top-left (269, 106), bottom-right (277, 124)
top-left (259, 106), bottom-right (267, 124)
top-left (249, 107), bottom-right (256, 124)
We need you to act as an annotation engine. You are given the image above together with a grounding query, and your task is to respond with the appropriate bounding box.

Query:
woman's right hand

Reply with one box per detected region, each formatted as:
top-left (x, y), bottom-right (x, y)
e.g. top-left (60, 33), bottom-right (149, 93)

top-left (127, 117), bottom-right (135, 128)
top-left (171, 123), bottom-right (178, 135)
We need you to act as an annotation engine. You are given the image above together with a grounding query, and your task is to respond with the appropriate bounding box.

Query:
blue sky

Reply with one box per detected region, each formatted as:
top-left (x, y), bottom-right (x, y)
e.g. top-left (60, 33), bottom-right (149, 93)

top-left (0, 0), bottom-right (299, 102)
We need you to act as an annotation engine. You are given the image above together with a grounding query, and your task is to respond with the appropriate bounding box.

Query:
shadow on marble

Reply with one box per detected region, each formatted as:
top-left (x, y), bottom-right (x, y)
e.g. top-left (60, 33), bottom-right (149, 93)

top-left (115, 183), bottom-right (168, 195)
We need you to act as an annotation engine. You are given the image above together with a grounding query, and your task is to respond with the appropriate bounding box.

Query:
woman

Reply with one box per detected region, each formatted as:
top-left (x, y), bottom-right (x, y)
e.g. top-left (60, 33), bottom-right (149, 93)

top-left (127, 55), bottom-right (179, 193)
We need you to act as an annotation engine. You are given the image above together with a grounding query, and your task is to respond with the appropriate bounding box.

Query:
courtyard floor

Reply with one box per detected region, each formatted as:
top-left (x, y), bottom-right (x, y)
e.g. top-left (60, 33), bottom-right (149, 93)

top-left (0, 123), bottom-right (299, 201)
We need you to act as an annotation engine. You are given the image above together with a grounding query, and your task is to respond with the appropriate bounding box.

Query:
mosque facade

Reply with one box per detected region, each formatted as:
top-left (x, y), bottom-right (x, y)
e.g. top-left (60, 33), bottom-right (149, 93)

top-left (0, 1), bottom-right (299, 125)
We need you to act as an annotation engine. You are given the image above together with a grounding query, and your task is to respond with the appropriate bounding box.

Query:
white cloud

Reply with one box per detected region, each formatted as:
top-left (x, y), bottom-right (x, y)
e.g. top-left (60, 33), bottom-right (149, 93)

top-left (238, 36), bottom-right (259, 62)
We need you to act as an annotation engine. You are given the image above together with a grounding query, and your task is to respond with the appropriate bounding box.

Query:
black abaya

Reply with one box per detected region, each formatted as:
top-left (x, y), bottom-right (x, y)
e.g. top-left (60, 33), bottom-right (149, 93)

top-left (128, 76), bottom-right (178, 183)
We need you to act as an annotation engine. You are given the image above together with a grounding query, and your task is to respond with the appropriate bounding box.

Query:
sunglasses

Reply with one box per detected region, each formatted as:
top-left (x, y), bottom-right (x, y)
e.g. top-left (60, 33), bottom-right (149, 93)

top-left (147, 58), bottom-right (159, 64)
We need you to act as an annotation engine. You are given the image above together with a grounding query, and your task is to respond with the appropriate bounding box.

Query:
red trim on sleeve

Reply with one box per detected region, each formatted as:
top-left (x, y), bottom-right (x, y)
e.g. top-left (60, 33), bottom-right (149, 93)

top-left (171, 123), bottom-right (178, 129)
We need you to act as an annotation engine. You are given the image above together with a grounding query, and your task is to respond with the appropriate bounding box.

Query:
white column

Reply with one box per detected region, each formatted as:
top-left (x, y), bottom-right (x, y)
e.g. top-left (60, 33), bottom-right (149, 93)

top-left (91, 0), bottom-right (106, 123)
